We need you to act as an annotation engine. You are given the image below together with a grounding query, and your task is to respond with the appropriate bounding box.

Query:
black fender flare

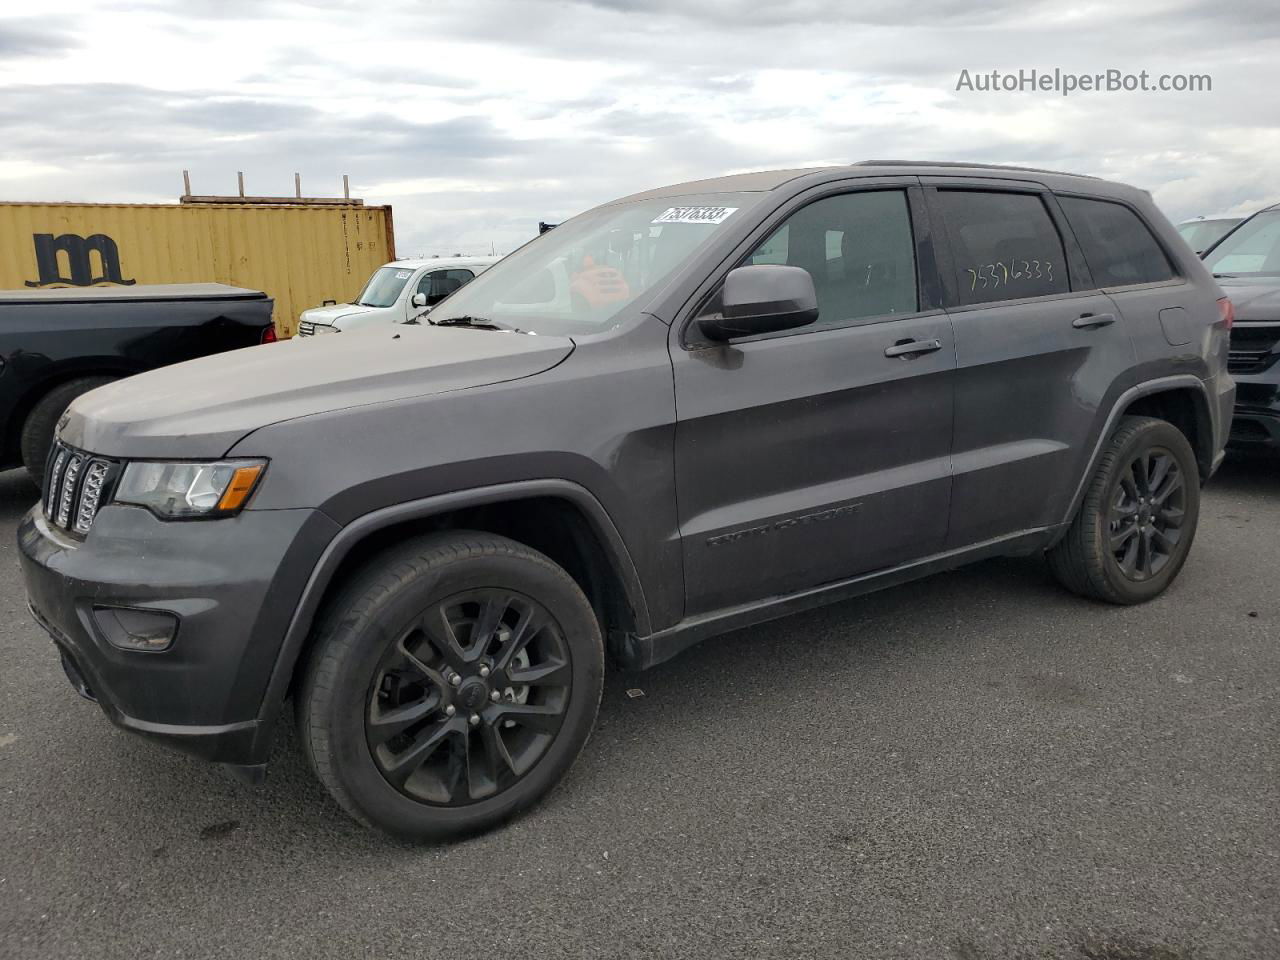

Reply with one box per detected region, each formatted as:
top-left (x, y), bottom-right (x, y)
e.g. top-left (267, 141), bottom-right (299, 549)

top-left (1055, 373), bottom-right (1216, 537)
top-left (247, 478), bottom-right (650, 759)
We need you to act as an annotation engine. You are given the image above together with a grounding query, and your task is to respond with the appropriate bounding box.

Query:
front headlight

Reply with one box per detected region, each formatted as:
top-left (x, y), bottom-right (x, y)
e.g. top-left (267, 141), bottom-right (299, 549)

top-left (114, 459), bottom-right (266, 519)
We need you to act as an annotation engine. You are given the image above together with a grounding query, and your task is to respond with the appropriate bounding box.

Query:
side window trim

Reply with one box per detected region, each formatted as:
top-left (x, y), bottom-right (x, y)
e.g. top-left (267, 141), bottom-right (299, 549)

top-left (1040, 191), bottom-right (1094, 291)
top-left (678, 178), bottom-right (943, 348)
top-left (923, 180), bottom-right (1080, 310)
top-left (1053, 192), bottom-right (1185, 290)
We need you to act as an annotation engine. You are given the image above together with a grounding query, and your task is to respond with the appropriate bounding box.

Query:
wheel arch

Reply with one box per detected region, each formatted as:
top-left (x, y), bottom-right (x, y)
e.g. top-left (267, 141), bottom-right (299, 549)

top-left (1056, 374), bottom-right (1217, 538)
top-left (1121, 385), bottom-right (1215, 479)
top-left (253, 479), bottom-right (650, 746)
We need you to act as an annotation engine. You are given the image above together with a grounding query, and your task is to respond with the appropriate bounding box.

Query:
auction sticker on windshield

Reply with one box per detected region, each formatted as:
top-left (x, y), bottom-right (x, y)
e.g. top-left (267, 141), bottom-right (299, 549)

top-left (652, 206), bottom-right (738, 225)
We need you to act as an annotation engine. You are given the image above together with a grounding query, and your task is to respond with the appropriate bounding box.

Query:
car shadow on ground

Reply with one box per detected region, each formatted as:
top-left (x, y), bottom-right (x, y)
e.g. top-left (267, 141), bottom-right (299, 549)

top-left (11, 452), bottom-right (1280, 853)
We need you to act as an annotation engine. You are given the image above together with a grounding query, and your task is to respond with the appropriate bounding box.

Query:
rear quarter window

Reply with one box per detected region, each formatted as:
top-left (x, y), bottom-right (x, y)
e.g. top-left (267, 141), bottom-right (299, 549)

top-left (1059, 196), bottom-right (1175, 287)
top-left (935, 190), bottom-right (1070, 306)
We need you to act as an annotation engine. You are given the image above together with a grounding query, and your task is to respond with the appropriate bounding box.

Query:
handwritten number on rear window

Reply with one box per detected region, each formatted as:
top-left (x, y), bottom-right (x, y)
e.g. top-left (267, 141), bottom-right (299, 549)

top-left (966, 259), bottom-right (1054, 293)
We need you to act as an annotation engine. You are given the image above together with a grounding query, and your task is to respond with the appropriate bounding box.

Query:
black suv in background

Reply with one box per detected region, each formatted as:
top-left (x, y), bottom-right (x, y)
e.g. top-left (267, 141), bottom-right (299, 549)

top-left (19, 163), bottom-right (1233, 840)
top-left (1201, 202), bottom-right (1280, 449)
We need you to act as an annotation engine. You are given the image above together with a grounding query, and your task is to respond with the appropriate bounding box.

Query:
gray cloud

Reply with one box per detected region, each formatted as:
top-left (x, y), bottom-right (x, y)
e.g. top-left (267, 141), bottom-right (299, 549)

top-left (0, 19), bottom-right (78, 58)
top-left (0, 1), bottom-right (1277, 257)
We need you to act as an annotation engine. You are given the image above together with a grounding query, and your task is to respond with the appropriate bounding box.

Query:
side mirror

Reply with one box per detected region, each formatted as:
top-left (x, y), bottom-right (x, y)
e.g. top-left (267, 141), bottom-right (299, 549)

top-left (698, 264), bottom-right (819, 342)
top-left (411, 292), bottom-right (427, 308)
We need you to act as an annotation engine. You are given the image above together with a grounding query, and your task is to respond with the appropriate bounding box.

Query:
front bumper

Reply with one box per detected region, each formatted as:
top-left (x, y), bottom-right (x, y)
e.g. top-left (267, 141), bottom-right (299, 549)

top-left (18, 503), bottom-right (337, 771)
top-left (1229, 369), bottom-right (1280, 449)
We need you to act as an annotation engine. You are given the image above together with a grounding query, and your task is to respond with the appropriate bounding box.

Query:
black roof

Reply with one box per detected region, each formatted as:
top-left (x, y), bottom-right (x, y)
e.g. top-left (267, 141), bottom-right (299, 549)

top-left (606, 161), bottom-right (1136, 206)
top-left (853, 160), bottom-right (1104, 180)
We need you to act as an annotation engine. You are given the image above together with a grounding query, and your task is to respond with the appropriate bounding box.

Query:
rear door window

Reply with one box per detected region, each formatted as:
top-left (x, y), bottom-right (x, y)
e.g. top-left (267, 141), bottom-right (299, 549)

top-left (934, 190), bottom-right (1070, 306)
top-left (1059, 196), bottom-right (1175, 287)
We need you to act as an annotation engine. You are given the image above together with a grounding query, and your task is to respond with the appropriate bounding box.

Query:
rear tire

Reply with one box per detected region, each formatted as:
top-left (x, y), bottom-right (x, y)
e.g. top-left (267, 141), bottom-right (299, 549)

top-left (21, 376), bottom-right (117, 487)
top-left (1048, 415), bottom-right (1200, 604)
top-left (296, 531), bottom-right (604, 841)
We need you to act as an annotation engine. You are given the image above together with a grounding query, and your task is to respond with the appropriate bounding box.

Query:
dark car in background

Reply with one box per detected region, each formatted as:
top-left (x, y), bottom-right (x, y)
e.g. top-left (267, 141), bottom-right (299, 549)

top-left (19, 163), bottom-right (1232, 840)
top-left (0, 283), bottom-right (275, 484)
top-left (1178, 215), bottom-right (1243, 255)
top-left (1203, 203), bottom-right (1280, 449)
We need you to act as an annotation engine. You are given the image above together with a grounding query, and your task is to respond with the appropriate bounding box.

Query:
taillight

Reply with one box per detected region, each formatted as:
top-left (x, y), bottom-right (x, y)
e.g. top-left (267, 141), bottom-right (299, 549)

top-left (261, 325), bottom-right (278, 344)
top-left (1217, 297), bottom-right (1235, 331)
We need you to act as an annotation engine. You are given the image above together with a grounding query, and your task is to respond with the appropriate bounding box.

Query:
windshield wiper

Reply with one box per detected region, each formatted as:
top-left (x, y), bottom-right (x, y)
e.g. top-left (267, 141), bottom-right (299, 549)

top-left (429, 315), bottom-right (519, 332)
top-left (1212, 273), bottom-right (1238, 279)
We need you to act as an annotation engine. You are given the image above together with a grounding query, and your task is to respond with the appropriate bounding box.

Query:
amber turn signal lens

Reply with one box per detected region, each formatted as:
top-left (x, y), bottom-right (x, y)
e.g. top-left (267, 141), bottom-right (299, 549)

top-left (216, 465), bottom-right (264, 512)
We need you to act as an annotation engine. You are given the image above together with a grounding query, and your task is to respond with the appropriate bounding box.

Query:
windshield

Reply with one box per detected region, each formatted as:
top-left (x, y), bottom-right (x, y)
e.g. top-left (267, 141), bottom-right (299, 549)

top-left (1178, 218), bottom-right (1239, 254)
top-left (356, 266), bottom-right (415, 307)
top-left (428, 192), bottom-right (764, 336)
top-left (1204, 211), bottom-right (1280, 276)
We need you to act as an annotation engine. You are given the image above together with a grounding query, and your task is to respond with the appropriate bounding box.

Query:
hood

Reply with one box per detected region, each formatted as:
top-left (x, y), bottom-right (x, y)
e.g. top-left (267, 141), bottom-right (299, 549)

top-left (61, 325), bottom-right (574, 459)
top-left (300, 302), bottom-right (383, 325)
top-left (1217, 276), bottom-right (1280, 321)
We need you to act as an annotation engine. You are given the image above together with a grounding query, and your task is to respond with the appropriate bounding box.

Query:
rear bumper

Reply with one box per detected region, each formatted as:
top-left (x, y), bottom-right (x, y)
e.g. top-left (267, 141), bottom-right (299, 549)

top-left (1229, 370), bottom-right (1280, 449)
top-left (18, 503), bottom-right (337, 770)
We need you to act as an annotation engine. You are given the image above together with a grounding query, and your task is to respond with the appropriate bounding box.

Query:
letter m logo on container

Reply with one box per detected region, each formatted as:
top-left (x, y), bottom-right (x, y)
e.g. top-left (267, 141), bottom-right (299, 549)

top-left (25, 233), bottom-right (136, 287)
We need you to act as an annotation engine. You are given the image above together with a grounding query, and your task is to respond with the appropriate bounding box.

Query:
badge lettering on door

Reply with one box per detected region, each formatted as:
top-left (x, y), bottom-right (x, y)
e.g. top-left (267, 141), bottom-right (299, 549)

top-left (706, 503), bottom-right (861, 547)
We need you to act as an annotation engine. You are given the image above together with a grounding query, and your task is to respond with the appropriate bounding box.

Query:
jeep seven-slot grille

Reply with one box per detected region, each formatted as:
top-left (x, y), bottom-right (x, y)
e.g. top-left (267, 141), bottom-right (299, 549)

top-left (43, 441), bottom-right (119, 536)
top-left (1228, 325), bottom-right (1280, 375)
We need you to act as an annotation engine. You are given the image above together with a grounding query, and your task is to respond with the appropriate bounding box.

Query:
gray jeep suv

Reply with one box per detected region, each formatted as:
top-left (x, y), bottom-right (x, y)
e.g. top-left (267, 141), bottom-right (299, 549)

top-left (19, 162), bottom-right (1234, 840)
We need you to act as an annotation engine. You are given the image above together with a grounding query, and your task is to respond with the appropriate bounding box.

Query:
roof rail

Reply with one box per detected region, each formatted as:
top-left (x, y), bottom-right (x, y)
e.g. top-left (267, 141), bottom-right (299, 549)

top-left (853, 160), bottom-right (1103, 180)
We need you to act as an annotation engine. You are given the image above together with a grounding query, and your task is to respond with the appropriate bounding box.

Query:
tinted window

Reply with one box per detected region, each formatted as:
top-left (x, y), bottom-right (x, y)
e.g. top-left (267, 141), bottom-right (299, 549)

top-left (418, 268), bottom-right (475, 305)
top-left (747, 190), bottom-right (917, 326)
top-left (1060, 196), bottom-right (1175, 286)
top-left (935, 190), bottom-right (1070, 306)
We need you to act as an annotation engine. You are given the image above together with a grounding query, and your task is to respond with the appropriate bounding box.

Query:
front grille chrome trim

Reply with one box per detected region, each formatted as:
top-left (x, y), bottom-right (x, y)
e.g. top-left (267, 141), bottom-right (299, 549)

top-left (44, 447), bottom-right (68, 519)
top-left (43, 441), bottom-right (118, 537)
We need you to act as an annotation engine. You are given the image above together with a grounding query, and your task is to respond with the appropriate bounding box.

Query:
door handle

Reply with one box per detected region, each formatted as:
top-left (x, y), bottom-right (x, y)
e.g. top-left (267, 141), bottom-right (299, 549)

top-left (884, 338), bottom-right (942, 359)
top-left (1072, 312), bottom-right (1116, 329)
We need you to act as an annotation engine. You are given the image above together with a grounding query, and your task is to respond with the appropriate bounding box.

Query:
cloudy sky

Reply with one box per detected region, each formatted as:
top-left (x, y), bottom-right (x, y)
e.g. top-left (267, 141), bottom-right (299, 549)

top-left (1, 1), bottom-right (1277, 256)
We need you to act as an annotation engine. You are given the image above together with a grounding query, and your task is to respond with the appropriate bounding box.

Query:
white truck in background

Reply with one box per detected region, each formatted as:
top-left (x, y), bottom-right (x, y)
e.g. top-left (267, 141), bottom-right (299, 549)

top-left (296, 255), bottom-right (501, 335)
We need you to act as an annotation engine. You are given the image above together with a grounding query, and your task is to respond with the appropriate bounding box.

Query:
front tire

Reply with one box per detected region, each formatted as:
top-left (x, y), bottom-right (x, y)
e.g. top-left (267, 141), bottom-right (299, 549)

top-left (21, 376), bottom-right (117, 487)
top-left (1048, 415), bottom-right (1200, 604)
top-left (297, 532), bottom-right (604, 841)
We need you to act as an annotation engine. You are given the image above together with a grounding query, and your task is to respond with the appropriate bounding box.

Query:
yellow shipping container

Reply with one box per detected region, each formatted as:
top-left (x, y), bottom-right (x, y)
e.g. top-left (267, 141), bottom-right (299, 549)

top-left (0, 200), bottom-right (395, 337)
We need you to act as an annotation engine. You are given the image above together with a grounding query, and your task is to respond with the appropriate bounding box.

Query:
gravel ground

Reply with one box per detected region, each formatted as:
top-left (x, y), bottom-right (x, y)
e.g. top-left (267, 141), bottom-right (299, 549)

top-left (1, 457), bottom-right (1277, 960)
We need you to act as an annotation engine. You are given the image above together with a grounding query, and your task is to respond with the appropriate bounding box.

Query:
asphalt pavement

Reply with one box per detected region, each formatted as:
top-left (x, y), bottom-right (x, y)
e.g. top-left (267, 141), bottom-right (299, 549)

top-left (1, 458), bottom-right (1277, 959)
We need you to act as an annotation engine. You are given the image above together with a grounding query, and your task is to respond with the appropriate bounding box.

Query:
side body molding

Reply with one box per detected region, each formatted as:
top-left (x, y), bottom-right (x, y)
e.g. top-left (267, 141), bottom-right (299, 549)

top-left (249, 478), bottom-right (650, 751)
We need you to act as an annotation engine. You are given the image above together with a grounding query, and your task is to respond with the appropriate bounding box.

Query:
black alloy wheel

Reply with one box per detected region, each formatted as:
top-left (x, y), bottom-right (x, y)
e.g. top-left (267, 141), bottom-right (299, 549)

top-left (1106, 446), bottom-right (1187, 582)
top-left (298, 531), bottom-right (604, 841)
top-left (1047, 415), bottom-right (1201, 605)
top-left (365, 589), bottom-right (572, 805)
